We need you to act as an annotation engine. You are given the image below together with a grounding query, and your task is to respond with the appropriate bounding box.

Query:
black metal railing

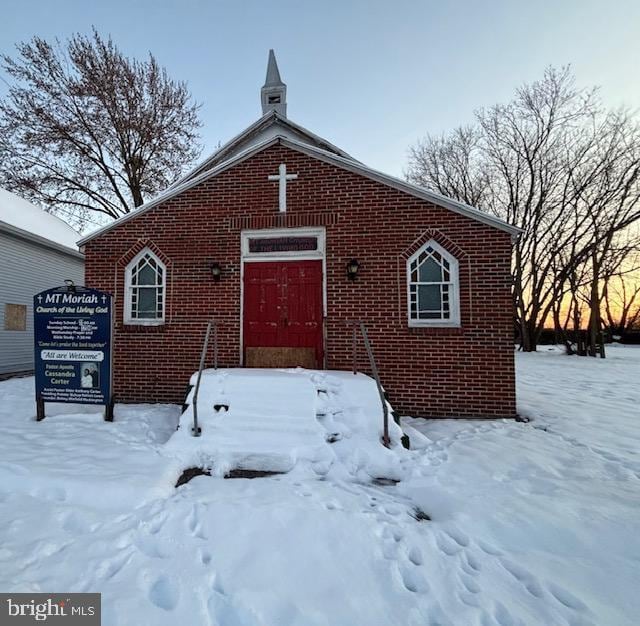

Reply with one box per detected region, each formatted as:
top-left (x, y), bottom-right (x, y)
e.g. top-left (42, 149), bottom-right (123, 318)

top-left (189, 318), bottom-right (389, 447)
top-left (191, 319), bottom-right (219, 437)
top-left (347, 320), bottom-right (390, 448)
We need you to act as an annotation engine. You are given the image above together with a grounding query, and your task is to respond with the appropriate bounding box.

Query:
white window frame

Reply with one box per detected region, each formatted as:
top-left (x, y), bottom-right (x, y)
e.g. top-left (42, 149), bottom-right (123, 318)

top-left (124, 248), bottom-right (166, 325)
top-left (407, 240), bottom-right (460, 327)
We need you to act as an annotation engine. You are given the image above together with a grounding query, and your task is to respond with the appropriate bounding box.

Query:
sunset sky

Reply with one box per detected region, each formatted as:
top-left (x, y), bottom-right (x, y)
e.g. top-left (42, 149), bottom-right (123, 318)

top-left (1, 0), bottom-right (639, 177)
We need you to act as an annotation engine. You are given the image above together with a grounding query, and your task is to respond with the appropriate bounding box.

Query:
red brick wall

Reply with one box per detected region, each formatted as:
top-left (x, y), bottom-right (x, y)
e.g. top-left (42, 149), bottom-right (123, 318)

top-left (84, 143), bottom-right (516, 418)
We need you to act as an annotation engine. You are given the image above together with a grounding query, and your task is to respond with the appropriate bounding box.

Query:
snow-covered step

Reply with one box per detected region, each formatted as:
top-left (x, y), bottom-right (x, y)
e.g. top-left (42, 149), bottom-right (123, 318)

top-left (165, 368), bottom-right (406, 479)
top-left (165, 369), bottom-right (331, 473)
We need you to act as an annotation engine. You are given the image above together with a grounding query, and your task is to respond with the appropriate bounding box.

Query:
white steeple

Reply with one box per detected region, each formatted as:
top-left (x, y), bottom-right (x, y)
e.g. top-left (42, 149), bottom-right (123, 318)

top-left (261, 49), bottom-right (287, 117)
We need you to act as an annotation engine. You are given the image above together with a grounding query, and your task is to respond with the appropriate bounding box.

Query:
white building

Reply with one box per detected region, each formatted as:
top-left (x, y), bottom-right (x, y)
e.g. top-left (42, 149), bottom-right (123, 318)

top-left (0, 188), bottom-right (84, 375)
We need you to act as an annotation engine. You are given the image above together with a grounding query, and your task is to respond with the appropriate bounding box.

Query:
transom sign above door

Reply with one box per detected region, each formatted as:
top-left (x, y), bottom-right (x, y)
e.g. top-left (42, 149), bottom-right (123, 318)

top-left (241, 228), bottom-right (325, 260)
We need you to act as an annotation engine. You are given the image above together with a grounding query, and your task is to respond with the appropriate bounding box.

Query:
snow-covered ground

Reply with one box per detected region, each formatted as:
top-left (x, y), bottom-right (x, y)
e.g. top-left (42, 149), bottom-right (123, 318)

top-left (0, 346), bottom-right (638, 625)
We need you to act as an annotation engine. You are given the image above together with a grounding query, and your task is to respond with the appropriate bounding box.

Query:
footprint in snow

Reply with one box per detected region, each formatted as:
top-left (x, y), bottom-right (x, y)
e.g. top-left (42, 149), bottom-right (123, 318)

top-left (380, 525), bottom-right (404, 543)
top-left (134, 532), bottom-right (170, 559)
top-left (382, 504), bottom-right (403, 517)
top-left (96, 549), bottom-right (133, 581)
top-left (59, 510), bottom-right (90, 534)
top-left (146, 512), bottom-right (168, 535)
top-left (547, 582), bottom-right (588, 612)
top-left (458, 572), bottom-right (481, 594)
top-left (492, 601), bottom-right (519, 626)
top-left (115, 531), bottom-right (135, 550)
top-left (458, 590), bottom-right (482, 608)
top-left (382, 538), bottom-right (399, 560)
top-left (461, 550), bottom-right (482, 575)
top-left (398, 563), bottom-right (429, 593)
top-left (407, 546), bottom-right (424, 566)
top-left (442, 525), bottom-right (470, 547)
top-left (499, 557), bottom-right (529, 582)
top-left (148, 574), bottom-right (179, 611)
top-left (187, 504), bottom-right (207, 539)
top-left (206, 574), bottom-right (256, 626)
top-left (477, 539), bottom-right (503, 556)
top-left (436, 532), bottom-right (463, 556)
top-left (199, 549), bottom-right (212, 565)
top-left (312, 460), bottom-right (332, 476)
top-left (499, 558), bottom-right (545, 598)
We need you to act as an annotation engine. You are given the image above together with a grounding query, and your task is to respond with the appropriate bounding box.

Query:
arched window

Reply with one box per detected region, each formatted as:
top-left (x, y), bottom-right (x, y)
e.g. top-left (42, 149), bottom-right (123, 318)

top-left (407, 240), bottom-right (460, 326)
top-left (124, 249), bottom-right (166, 324)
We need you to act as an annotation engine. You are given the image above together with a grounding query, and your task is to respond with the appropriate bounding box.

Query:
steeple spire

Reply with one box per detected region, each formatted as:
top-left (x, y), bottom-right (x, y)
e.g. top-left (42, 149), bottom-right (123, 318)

top-left (261, 49), bottom-right (287, 117)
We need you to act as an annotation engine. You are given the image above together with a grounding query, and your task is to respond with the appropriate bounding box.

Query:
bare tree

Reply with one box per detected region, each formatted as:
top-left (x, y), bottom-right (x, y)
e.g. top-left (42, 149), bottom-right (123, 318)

top-left (603, 248), bottom-right (640, 336)
top-left (572, 112), bottom-right (640, 355)
top-left (0, 29), bottom-right (202, 230)
top-left (407, 67), bottom-right (640, 354)
top-left (406, 126), bottom-right (491, 209)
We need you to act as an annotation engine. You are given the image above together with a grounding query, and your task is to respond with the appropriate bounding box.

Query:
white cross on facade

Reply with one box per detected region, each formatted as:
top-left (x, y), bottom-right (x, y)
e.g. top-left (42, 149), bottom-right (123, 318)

top-left (268, 163), bottom-right (298, 213)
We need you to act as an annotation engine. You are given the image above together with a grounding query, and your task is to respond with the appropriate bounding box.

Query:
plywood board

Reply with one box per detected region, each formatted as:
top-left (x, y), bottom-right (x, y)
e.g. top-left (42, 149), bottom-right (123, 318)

top-left (4, 303), bottom-right (26, 331)
top-left (245, 347), bottom-right (316, 369)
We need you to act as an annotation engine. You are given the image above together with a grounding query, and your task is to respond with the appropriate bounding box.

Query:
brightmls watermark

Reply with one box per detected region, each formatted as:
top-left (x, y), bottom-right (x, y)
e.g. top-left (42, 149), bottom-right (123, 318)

top-left (0, 594), bottom-right (100, 625)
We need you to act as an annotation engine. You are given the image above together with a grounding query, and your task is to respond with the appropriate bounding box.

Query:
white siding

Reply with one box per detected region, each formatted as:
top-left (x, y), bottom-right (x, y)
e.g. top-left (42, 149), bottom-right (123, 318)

top-left (0, 231), bottom-right (84, 375)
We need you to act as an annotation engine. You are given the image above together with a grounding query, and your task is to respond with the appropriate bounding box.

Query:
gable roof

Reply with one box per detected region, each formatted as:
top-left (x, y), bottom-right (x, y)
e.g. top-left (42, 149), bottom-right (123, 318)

top-left (78, 134), bottom-right (520, 246)
top-left (0, 187), bottom-right (84, 258)
top-left (170, 110), bottom-right (357, 189)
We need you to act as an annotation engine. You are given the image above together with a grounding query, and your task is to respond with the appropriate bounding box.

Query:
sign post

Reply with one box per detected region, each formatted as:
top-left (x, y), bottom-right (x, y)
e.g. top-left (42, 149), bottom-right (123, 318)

top-left (33, 286), bottom-right (113, 421)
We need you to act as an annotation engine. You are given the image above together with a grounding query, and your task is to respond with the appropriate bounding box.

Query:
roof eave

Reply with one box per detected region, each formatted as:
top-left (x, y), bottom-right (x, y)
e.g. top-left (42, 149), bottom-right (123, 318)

top-left (1, 221), bottom-right (85, 259)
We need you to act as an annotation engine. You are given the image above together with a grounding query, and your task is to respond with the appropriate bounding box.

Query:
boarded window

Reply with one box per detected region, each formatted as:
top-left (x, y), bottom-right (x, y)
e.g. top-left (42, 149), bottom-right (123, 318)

top-left (4, 303), bottom-right (27, 331)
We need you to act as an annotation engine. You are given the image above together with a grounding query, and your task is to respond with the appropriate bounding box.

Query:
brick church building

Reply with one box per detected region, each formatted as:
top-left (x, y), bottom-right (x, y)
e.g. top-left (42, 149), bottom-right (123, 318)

top-left (80, 51), bottom-right (519, 418)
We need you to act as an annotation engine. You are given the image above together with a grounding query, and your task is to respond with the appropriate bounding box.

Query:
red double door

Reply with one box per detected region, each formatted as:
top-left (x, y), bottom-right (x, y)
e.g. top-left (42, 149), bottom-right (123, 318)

top-left (243, 260), bottom-right (323, 368)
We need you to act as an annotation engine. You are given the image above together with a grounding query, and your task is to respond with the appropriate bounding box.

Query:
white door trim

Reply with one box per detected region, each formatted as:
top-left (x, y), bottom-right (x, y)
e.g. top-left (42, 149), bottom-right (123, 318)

top-left (239, 227), bottom-right (327, 365)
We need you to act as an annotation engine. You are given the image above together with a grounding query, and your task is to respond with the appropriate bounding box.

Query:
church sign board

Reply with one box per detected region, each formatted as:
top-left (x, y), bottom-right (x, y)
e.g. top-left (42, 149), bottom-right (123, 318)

top-left (33, 286), bottom-right (113, 421)
top-left (248, 236), bottom-right (318, 254)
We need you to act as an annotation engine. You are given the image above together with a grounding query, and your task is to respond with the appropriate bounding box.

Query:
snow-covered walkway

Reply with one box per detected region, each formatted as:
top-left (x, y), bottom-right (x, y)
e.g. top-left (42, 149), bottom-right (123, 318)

top-left (0, 346), bottom-right (638, 625)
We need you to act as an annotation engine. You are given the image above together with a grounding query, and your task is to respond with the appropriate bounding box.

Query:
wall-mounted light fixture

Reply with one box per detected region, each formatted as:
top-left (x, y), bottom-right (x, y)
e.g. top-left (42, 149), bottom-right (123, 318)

top-left (346, 259), bottom-right (360, 281)
top-left (64, 279), bottom-right (76, 292)
top-left (210, 262), bottom-right (222, 282)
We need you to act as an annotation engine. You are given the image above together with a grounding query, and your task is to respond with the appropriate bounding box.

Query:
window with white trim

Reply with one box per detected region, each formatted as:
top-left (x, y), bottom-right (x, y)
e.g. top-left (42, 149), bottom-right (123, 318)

top-left (407, 241), bottom-right (460, 326)
top-left (124, 249), bottom-right (166, 324)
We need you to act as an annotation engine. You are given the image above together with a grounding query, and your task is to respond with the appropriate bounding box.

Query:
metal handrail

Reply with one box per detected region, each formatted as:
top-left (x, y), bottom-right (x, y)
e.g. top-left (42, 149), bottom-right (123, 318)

top-left (191, 318), bottom-right (387, 444)
top-left (347, 320), bottom-right (391, 448)
top-left (192, 320), bottom-right (215, 436)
